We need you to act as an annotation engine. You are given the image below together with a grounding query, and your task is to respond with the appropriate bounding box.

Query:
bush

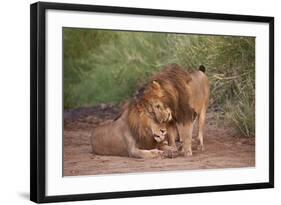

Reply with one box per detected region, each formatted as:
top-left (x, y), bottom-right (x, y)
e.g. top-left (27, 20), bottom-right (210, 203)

top-left (63, 28), bottom-right (255, 136)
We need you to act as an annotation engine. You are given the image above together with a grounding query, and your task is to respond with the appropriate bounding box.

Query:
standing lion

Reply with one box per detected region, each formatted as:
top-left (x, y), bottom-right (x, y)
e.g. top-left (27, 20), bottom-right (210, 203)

top-left (141, 64), bottom-right (210, 156)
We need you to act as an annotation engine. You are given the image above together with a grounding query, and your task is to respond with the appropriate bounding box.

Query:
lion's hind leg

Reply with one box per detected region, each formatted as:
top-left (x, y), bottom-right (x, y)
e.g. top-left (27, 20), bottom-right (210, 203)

top-left (197, 106), bottom-right (207, 151)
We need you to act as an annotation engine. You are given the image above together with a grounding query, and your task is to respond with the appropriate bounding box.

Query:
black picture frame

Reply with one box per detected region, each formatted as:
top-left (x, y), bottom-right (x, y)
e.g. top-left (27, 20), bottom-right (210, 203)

top-left (30, 1), bottom-right (274, 203)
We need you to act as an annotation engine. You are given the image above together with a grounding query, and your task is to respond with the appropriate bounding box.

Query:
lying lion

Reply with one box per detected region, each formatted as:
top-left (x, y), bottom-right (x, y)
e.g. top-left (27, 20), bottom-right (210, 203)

top-left (91, 96), bottom-right (176, 158)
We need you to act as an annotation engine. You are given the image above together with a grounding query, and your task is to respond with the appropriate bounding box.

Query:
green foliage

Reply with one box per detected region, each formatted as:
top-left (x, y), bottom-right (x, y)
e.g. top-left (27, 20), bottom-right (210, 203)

top-left (63, 28), bottom-right (255, 137)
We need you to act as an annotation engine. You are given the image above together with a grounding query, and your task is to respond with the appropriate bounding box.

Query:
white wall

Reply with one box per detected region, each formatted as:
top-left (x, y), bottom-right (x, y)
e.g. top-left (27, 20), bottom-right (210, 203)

top-left (0, 0), bottom-right (279, 204)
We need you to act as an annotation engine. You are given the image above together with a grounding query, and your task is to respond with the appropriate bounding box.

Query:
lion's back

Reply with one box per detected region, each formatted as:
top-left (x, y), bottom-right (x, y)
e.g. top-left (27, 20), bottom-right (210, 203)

top-left (149, 64), bottom-right (210, 122)
top-left (188, 70), bottom-right (210, 112)
top-left (91, 122), bottom-right (129, 156)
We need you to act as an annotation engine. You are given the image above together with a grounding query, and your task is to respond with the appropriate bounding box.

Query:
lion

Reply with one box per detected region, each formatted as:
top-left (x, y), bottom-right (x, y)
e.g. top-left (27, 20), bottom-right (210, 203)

top-left (90, 96), bottom-right (176, 158)
top-left (140, 64), bottom-right (210, 156)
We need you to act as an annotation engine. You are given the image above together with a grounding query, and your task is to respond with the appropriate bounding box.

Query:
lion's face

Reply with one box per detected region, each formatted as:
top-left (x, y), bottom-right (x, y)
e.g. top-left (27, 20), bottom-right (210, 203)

top-left (149, 120), bottom-right (168, 143)
top-left (142, 81), bottom-right (172, 123)
top-left (148, 100), bottom-right (172, 123)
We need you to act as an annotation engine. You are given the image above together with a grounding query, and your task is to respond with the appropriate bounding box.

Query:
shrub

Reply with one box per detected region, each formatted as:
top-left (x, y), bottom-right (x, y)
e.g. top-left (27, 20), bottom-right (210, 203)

top-left (63, 28), bottom-right (255, 136)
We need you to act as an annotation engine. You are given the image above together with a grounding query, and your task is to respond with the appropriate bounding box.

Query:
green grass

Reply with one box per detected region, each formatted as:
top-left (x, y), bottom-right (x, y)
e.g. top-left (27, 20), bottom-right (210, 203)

top-left (63, 28), bottom-right (255, 137)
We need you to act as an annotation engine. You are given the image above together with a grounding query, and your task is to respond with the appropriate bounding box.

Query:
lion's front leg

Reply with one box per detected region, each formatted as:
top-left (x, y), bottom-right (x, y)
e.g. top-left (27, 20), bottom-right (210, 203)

top-left (123, 130), bottom-right (163, 159)
top-left (177, 122), bottom-right (193, 156)
top-left (167, 122), bottom-right (178, 150)
top-left (128, 147), bottom-right (163, 159)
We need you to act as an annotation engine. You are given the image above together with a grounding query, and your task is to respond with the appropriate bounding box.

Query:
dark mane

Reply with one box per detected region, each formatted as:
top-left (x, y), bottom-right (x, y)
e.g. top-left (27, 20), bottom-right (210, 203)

top-left (127, 96), bottom-right (157, 149)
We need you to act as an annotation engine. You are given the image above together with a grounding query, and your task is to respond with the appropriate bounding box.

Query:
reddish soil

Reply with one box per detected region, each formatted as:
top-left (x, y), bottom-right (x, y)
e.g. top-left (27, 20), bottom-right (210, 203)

top-left (63, 105), bottom-right (255, 176)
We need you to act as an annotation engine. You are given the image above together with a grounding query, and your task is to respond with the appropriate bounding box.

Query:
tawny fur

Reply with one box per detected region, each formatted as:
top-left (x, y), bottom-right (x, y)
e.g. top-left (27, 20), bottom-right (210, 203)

top-left (141, 64), bottom-right (210, 156)
top-left (91, 97), bottom-right (174, 158)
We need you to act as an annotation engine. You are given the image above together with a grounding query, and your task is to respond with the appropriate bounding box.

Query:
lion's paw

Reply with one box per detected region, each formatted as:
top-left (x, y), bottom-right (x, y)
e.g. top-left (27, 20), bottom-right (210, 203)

top-left (197, 144), bottom-right (204, 151)
top-left (150, 149), bottom-right (164, 158)
top-left (183, 149), bottom-right (193, 157)
top-left (163, 149), bottom-right (179, 158)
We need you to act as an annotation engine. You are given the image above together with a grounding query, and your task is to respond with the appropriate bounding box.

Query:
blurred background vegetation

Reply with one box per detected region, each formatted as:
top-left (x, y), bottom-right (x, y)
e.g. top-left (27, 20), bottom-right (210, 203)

top-left (63, 28), bottom-right (255, 137)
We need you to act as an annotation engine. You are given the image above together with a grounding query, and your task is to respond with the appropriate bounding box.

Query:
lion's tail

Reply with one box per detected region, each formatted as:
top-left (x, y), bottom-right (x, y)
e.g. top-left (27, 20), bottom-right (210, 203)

top-left (199, 65), bottom-right (206, 73)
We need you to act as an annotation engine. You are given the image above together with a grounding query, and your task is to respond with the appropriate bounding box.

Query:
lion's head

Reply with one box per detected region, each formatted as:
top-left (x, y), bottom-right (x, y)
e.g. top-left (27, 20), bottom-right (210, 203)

top-left (140, 64), bottom-right (197, 124)
top-left (127, 90), bottom-right (171, 147)
top-left (135, 80), bottom-right (172, 124)
top-left (147, 118), bottom-right (168, 143)
top-left (147, 99), bottom-right (172, 123)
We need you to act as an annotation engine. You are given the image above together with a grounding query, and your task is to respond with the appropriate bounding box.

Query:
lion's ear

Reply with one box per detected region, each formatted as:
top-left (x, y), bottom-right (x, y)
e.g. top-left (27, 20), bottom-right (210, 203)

top-left (152, 80), bottom-right (161, 90)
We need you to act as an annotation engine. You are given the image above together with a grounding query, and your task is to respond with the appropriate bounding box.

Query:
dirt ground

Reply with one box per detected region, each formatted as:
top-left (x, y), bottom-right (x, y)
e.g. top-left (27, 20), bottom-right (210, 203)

top-left (63, 105), bottom-right (255, 176)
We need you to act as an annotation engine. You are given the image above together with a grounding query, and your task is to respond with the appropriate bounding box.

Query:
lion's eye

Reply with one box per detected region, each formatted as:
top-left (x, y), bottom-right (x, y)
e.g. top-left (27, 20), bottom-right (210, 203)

top-left (156, 105), bottom-right (160, 109)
